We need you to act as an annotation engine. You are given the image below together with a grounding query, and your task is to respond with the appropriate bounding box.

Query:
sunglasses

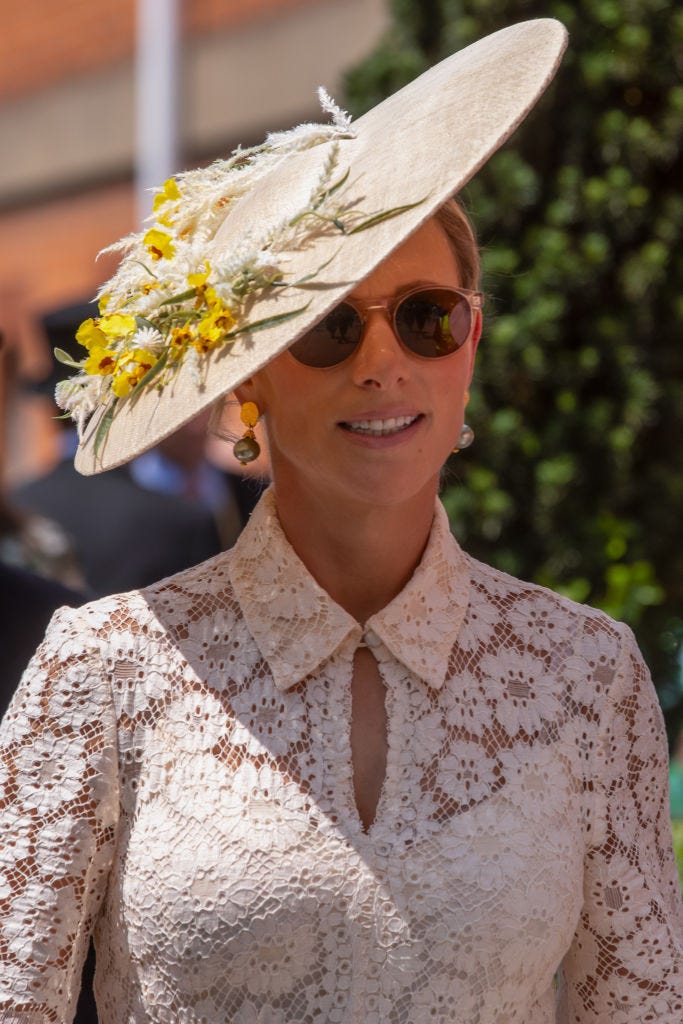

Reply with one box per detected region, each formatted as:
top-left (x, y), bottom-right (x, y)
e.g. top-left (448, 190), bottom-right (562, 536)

top-left (289, 285), bottom-right (483, 368)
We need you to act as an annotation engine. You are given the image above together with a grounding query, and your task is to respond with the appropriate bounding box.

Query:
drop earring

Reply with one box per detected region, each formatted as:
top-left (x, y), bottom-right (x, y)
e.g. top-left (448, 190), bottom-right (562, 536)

top-left (232, 401), bottom-right (261, 465)
top-left (453, 423), bottom-right (474, 453)
top-left (453, 390), bottom-right (474, 453)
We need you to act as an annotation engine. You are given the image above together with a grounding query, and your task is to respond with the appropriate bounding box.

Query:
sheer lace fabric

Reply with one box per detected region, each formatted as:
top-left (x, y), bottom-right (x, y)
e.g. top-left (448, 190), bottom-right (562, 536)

top-left (0, 489), bottom-right (681, 1023)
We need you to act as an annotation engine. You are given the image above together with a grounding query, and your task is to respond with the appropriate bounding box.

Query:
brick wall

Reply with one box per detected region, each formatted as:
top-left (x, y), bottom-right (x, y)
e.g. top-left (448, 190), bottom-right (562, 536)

top-left (0, 0), bottom-right (310, 100)
top-left (0, 184), bottom-right (132, 314)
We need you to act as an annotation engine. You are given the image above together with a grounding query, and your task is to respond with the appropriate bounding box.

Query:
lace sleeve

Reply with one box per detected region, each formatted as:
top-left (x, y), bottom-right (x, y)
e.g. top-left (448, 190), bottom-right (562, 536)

top-left (0, 605), bottom-right (120, 1023)
top-left (558, 624), bottom-right (683, 1022)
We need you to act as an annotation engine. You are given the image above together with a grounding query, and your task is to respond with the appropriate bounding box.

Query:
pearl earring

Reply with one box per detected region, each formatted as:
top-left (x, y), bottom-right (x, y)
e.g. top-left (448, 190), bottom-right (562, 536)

top-left (453, 423), bottom-right (474, 453)
top-left (453, 390), bottom-right (473, 453)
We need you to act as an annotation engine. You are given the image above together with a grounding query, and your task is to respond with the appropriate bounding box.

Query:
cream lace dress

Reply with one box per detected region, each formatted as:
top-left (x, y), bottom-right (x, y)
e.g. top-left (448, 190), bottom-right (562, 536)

top-left (0, 489), bottom-right (681, 1023)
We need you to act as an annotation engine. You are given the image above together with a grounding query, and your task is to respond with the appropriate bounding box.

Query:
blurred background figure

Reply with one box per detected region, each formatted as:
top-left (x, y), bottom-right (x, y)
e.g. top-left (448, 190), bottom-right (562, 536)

top-left (0, 323), bottom-right (85, 712)
top-left (10, 301), bottom-right (264, 597)
top-left (0, 302), bottom-right (84, 588)
top-left (129, 406), bottom-right (264, 548)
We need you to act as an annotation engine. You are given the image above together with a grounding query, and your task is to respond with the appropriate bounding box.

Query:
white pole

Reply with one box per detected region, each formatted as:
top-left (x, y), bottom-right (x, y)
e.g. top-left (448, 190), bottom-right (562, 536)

top-left (135, 0), bottom-right (180, 226)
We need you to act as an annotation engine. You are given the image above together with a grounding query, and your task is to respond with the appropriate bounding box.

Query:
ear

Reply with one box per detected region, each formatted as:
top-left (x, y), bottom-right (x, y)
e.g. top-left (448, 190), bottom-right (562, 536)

top-left (466, 308), bottom-right (483, 383)
top-left (234, 378), bottom-right (257, 406)
top-left (235, 371), bottom-right (269, 421)
top-left (471, 307), bottom-right (483, 350)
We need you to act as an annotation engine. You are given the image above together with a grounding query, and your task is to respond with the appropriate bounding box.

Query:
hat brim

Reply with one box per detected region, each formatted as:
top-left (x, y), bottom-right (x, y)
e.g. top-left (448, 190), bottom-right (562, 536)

top-left (76, 18), bottom-right (567, 476)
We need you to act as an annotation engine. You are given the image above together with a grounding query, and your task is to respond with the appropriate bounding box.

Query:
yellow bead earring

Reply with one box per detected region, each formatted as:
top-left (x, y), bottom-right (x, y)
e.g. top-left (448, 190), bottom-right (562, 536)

top-left (233, 401), bottom-right (261, 465)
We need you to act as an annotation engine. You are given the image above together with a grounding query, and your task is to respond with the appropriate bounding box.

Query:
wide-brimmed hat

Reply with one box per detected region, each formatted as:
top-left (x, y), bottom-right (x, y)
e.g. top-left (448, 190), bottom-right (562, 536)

top-left (66, 18), bottom-right (567, 476)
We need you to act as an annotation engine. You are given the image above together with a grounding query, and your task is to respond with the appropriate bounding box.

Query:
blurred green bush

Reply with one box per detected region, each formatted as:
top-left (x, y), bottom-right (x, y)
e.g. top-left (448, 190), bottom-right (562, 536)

top-left (672, 821), bottom-right (683, 888)
top-left (345, 0), bottom-right (683, 741)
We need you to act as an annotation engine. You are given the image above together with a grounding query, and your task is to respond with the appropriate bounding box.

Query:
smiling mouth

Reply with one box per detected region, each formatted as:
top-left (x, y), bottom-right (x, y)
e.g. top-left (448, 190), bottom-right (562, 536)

top-left (340, 414), bottom-right (422, 437)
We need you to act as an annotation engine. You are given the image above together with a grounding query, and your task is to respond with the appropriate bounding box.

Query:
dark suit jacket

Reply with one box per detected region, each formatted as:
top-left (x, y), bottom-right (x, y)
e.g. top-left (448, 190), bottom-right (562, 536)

top-left (12, 461), bottom-right (223, 597)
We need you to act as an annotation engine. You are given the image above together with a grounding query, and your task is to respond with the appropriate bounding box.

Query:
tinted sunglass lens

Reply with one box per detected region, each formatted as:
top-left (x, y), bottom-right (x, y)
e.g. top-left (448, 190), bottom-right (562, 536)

top-left (396, 290), bottom-right (471, 357)
top-left (289, 305), bottom-right (362, 367)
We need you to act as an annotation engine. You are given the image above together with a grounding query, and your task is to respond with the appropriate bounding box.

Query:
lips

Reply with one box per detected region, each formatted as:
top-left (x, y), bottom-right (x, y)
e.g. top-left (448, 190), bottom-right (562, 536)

top-left (340, 413), bottom-right (422, 436)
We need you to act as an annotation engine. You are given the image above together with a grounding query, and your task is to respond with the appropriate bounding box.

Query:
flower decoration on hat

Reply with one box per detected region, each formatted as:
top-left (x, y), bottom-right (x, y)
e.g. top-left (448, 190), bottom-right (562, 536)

top-left (54, 88), bottom-right (424, 451)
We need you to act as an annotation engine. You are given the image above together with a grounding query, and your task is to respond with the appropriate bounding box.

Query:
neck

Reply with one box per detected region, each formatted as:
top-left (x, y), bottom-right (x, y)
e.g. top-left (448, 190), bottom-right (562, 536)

top-left (271, 478), bottom-right (438, 624)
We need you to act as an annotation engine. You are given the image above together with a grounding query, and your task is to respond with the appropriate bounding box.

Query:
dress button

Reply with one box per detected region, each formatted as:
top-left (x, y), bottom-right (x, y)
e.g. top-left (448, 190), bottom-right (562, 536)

top-left (364, 629), bottom-right (381, 648)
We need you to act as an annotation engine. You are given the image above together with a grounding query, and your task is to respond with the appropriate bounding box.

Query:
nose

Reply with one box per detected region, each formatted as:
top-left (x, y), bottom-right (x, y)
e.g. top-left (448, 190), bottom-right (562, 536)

top-left (349, 307), bottom-right (409, 390)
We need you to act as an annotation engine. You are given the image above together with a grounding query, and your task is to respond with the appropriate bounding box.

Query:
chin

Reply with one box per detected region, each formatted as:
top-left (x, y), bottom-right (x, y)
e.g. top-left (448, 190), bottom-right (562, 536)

top-left (337, 467), bottom-right (442, 510)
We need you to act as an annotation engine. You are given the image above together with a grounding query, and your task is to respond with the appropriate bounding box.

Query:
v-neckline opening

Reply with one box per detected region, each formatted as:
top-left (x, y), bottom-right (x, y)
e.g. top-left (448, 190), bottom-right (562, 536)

top-left (348, 646), bottom-right (391, 838)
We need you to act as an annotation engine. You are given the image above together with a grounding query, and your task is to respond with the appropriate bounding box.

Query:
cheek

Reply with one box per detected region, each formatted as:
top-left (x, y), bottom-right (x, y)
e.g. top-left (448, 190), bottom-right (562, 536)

top-left (257, 378), bottom-right (321, 456)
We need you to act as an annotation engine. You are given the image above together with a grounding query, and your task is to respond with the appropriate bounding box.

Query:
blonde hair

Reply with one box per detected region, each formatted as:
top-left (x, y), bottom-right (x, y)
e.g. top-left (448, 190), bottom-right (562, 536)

top-left (435, 198), bottom-right (481, 291)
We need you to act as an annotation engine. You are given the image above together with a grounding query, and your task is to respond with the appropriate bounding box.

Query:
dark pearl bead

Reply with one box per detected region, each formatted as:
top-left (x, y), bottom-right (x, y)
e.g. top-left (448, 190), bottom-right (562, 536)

top-left (233, 435), bottom-right (261, 464)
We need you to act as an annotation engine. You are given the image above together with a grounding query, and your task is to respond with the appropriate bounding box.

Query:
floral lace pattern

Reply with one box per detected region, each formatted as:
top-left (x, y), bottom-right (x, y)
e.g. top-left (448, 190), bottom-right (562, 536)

top-left (0, 489), bottom-right (681, 1023)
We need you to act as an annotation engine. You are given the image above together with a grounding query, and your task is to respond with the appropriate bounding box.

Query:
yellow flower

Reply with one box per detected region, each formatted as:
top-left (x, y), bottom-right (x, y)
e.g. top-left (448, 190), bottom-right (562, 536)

top-left (99, 313), bottom-right (137, 340)
top-left (153, 177), bottom-right (180, 212)
top-left (188, 263), bottom-right (214, 308)
top-left (144, 228), bottom-right (176, 261)
top-left (111, 375), bottom-right (133, 398)
top-left (131, 347), bottom-right (157, 368)
top-left (76, 319), bottom-right (107, 352)
top-left (98, 293), bottom-right (111, 313)
top-left (77, 313), bottom-right (136, 355)
top-left (188, 262), bottom-right (212, 292)
top-left (188, 262), bottom-right (211, 289)
top-left (169, 325), bottom-right (194, 360)
top-left (152, 179), bottom-right (181, 227)
top-left (195, 300), bottom-right (235, 351)
top-left (83, 346), bottom-right (117, 376)
top-left (110, 349), bottom-right (156, 398)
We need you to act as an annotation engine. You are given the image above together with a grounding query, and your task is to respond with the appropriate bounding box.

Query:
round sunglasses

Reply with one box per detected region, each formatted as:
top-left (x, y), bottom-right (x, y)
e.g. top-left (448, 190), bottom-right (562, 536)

top-left (289, 285), bottom-right (483, 368)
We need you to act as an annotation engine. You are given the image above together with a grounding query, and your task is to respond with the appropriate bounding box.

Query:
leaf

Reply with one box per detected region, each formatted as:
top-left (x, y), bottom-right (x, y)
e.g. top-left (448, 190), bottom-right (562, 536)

top-left (288, 209), bottom-right (341, 230)
top-left (271, 250), bottom-right (341, 288)
top-left (313, 166), bottom-right (351, 209)
top-left (164, 310), bottom-right (198, 324)
top-left (131, 259), bottom-right (158, 279)
top-left (347, 197), bottom-right (427, 235)
top-left (93, 399), bottom-right (118, 459)
top-left (160, 287), bottom-right (197, 307)
top-left (225, 303), bottom-right (311, 339)
top-left (134, 316), bottom-right (157, 331)
top-left (54, 348), bottom-right (84, 369)
top-left (326, 166), bottom-right (351, 197)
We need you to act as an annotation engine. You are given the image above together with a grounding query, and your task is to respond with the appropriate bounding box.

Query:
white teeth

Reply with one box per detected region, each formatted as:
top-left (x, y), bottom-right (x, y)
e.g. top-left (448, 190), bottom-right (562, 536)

top-left (345, 414), bottom-right (418, 436)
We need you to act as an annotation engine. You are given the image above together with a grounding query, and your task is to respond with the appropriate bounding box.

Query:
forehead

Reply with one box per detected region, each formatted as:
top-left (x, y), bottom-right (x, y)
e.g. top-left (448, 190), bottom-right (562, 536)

top-left (352, 218), bottom-right (461, 300)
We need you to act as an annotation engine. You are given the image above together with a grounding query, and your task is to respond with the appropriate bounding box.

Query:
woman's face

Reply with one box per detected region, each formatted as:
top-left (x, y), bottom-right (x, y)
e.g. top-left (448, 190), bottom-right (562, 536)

top-left (239, 217), bottom-right (481, 510)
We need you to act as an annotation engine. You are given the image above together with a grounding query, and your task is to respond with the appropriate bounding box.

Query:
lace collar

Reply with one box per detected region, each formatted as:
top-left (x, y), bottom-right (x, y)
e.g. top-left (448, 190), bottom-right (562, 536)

top-left (229, 488), bottom-right (471, 692)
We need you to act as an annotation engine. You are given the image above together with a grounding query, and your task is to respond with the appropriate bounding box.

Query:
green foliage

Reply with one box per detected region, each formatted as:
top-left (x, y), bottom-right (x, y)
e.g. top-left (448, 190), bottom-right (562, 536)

top-left (672, 820), bottom-right (683, 888)
top-left (345, 0), bottom-right (683, 738)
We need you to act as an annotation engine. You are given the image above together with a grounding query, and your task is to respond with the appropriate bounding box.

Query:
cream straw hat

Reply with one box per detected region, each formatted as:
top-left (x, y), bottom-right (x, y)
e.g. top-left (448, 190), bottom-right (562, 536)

top-left (64, 18), bottom-right (567, 475)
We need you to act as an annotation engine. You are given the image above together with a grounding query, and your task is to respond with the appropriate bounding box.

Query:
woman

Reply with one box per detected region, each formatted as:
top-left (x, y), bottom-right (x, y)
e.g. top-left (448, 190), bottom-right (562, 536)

top-left (1, 19), bottom-right (681, 1024)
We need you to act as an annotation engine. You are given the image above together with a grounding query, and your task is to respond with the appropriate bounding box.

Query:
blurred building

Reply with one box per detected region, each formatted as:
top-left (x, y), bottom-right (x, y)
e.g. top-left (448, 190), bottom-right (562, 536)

top-left (0, 0), bottom-right (388, 484)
